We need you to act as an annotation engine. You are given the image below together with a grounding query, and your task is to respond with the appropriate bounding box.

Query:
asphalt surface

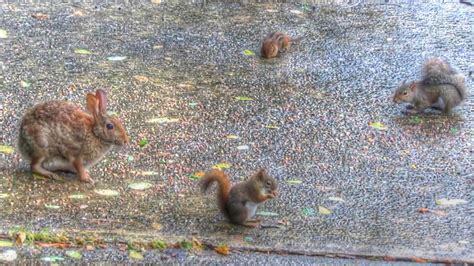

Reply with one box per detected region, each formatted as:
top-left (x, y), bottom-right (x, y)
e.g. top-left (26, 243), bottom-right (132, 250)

top-left (0, 1), bottom-right (473, 264)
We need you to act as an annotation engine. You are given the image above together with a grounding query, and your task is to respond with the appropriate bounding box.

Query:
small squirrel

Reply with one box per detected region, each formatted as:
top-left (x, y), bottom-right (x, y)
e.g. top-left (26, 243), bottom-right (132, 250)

top-left (260, 32), bottom-right (302, 59)
top-left (200, 168), bottom-right (278, 227)
top-left (393, 57), bottom-right (468, 114)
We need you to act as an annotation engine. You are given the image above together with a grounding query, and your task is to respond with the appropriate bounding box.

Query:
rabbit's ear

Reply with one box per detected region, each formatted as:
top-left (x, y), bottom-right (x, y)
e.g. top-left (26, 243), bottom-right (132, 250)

top-left (86, 93), bottom-right (99, 119)
top-left (95, 89), bottom-right (108, 114)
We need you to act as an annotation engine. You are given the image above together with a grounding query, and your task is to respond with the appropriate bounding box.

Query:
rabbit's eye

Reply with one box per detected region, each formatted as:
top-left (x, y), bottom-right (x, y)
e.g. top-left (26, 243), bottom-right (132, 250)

top-left (403, 91), bottom-right (408, 96)
top-left (266, 180), bottom-right (272, 186)
top-left (106, 123), bottom-right (114, 130)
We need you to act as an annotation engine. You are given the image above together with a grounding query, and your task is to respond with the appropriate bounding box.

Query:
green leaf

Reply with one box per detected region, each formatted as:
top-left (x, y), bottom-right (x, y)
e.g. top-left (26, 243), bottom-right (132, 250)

top-left (235, 96), bottom-right (254, 101)
top-left (0, 145), bottom-right (15, 154)
top-left (74, 48), bottom-right (92, 55)
top-left (65, 250), bottom-right (82, 259)
top-left (94, 189), bottom-right (120, 197)
top-left (212, 163), bottom-right (231, 170)
top-left (68, 193), bottom-right (86, 200)
top-left (138, 138), bottom-right (149, 148)
top-left (129, 250), bottom-right (143, 260)
top-left (243, 49), bottom-right (255, 56)
top-left (287, 179), bottom-right (302, 185)
top-left (0, 250), bottom-right (17, 262)
top-left (150, 240), bottom-right (167, 249)
top-left (369, 121), bottom-right (387, 130)
top-left (318, 205), bottom-right (332, 215)
top-left (20, 80), bottom-right (31, 88)
top-left (243, 236), bottom-right (254, 242)
top-left (435, 198), bottom-right (467, 206)
top-left (146, 117), bottom-right (179, 124)
top-left (264, 125), bottom-right (279, 129)
top-left (0, 193), bottom-right (9, 199)
top-left (127, 155), bottom-right (134, 162)
top-left (108, 56), bottom-right (127, 61)
top-left (189, 171), bottom-right (205, 180)
top-left (409, 116), bottom-right (422, 124)
top-left (128, 182), bottom-right (152, 190)
top-left (450, 128), bottom-right (459, 135)
top-left (0, 29), bottom-right (7, 38)
top-left (45, 204), bottom-right (60, 209)
top-left (256, 211), bottom-right (279, 217)
top-left (179, 240), bottom-right (193, 250)
top-left (0, 240), bottom-right (13, 247)
top-left (302, 207), bottom-right (315, 216)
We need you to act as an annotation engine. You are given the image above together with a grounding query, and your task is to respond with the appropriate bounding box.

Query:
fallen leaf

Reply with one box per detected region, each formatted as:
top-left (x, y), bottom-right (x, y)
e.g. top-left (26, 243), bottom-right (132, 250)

top-left (150, 239), bottom-right (166, 249)
top-left (226, 135), bottom-right (240, 139)
top-left (192, 237), bottom-right (203, 250)
top-left (74, 48), bottom-right (92, 55)
top-left (236, 145), bottom-right (249, 151)
top-left (133, 75), bottom-right (149, 82)
top-left (256, 211), bottom-right (279, 217)
top-left (458, 240), bottom-right (469, 244)
top-left (0, 29), bottom-right (7, 39)
top-left (65, 250), bottom-right (82, 259)
top-left (369, 121), bottom-right (387, 130)
top-left (289, 10), bottom-right (303, 15)
top-left (327, 196), bottom-right (345, 202)
top-left (450, 128), bottom-right (459, 135)
top-left (20, 80), bottom-right (31, 88)
top-left (68, 193), bottom-right (86, 200)
top-left (318, 206), bottom-right (332, 215)
top-left (417, 207), bottom-right (430, 213)
top-left (153, 45), bottom-right (163, 49)
top-left (189, 171), bottom-right (205, 180)
top-left (411, 257), bottom-right (427, 263)
top-left (72, 10), bottom-right (84, 16)
top-left (31, 13), bottom-right (49, 20)
top-left (0, 240), bottom-right (13, 247)
top-left (129, 250), bottom-right (143, 260)
top-left (85, 244), bottom-right (94, 251)
top-left (409, 116), bottom-right (422, 124)
top-left (212, 163), bottom-right (231, 170)
top-left (146, 117), bottom-right (179, 124)
top-left (41, 255), bottom-right (65, 262)
top-left (287, 179), bottom-right (302, 185)
top-left (265, 9), bottom-right (279, 12)
top-left (0, 145), bottom-right (15, 154)
top-left (242, 50), bottom-right (255, 56)
top-left (0, 193), bottom-right (9, 199)
top-left (37, 242), bottom-right (73, 248)
top-left (33, 173), bottom-right (48, 180)
top-left (15, 232), bottom-right (26, 245)
top-left (179, 240), bottom-right (193, 250)
top-left (243, 236), bottom-right (253, 242)
top-left (264, 125), bottom-right (279, 129)
top-left (435, 198), bottom-right (467, 206)
top-left (214, 244), bottom-right (230, 256)
top-left (128, 182), bottom-right (152, 190)
top-left (45, 204), bottom-right (60, 209)
top-left (94, 189), bottom-right (120, 197)
top-left (235, 96), bottom-right (253, 101)
top-left (138, 138), bottom-right (149, 148)
top-left (139, 171), bottom-right (159, 176)
top-left (0, 250), bottom-right (17, 262)
top-left (151, 223), bottom-right (163, 230)
top-left (302, 207), bottom-right (315, 216)
top-left (383, 256), bottom-right (396, 261)
top-left (188, 102), bottom-right (198, 107)
top-left (107, 56), bottom-right (127, 61)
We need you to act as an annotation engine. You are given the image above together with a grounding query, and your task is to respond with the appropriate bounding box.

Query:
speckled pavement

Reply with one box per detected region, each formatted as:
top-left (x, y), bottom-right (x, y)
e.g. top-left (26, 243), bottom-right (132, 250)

top-left (0, 1), bottom-right (472, 264)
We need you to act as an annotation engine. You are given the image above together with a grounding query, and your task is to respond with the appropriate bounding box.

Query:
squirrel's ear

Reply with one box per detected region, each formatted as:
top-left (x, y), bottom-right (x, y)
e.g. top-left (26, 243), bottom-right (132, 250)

top-left (409, 82), bottom-right (416, 91)
top-left (256, 168), bottom-right (266, 180)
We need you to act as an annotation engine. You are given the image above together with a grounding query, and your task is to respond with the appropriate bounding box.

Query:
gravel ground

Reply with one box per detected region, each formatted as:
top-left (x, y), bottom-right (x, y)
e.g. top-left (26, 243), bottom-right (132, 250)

top-left (0, 1), bottom-right (473, 264)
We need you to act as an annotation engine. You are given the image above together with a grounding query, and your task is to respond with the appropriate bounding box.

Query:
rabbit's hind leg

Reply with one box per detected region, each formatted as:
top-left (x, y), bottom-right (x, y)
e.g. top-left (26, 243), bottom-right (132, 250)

top-left (30, 156), bottom-right (62, 181)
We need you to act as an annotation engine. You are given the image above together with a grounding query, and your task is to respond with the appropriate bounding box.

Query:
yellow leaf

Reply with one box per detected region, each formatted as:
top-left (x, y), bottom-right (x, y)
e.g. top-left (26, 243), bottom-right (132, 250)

top-left (133, 75), bottom-right (149, 83)
top-left (214, 244), bottom-right (230, 255)
top-left (0, 145), bottom-right (15, 154)
top-left (212, 163), bottom-right (231, 170)
top-left (369, 122), bottom-right (387, 130)
top-left (318, 206), bottom-right (332, 215)
top-left (15, 232), bottom-right (26, 246)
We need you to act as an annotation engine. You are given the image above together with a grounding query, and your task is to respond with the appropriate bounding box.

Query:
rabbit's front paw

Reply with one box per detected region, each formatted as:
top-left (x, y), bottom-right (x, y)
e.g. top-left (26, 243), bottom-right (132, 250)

top-left (79, 172), bottom-right (94, 184)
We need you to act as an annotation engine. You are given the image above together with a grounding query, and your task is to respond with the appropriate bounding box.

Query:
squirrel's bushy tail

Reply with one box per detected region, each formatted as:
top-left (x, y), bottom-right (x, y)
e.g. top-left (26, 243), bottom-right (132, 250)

top-left (422, 57), bottom-right (468, 101)
top-left (200, 169), bottom-right (231, 218)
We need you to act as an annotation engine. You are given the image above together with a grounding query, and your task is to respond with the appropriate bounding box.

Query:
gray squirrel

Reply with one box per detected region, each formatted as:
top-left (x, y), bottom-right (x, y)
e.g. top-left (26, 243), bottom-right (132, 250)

top-left (393, 57), bottom-right (468, 114)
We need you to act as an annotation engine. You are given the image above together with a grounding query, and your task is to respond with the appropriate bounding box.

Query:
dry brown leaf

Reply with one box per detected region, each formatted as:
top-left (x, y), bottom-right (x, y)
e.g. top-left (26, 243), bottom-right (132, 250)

top-left (133, 75), bottom-right (149, 83)
top-left (31, 13), bottom-right (49, 20)
top-left (118, 243), bottom-right (128, 251)
top-left (85, 244), bottom-right (95, 251)
top-left (15, 232), bottom-right (26, 246)
top-left (411, 256), bottom-right (428, 263)
top-left (192, 237), bottom-right (203, 250)
top-left (417, 208), bottom-right (430, 214)
top-left (214, 244), bottom-right (230, 256)
top-left (36, 242), bottom-right (73, 248)
top-left (383, 256), bottom-right (396, 261)
top-left (151, 223), bottom-right (163, 230)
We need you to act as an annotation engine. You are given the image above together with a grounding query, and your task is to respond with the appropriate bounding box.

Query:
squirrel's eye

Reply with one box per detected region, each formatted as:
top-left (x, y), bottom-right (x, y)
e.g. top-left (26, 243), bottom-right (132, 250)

top-left (106, 123), bottom-right (114, 130)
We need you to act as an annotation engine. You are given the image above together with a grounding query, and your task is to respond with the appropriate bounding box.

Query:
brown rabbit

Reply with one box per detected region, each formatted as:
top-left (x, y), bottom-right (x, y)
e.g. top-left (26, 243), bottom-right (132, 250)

top-left (18, 89), bottom-right (129, 183)
top-left (261, 32), bottom-right (303, 59)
